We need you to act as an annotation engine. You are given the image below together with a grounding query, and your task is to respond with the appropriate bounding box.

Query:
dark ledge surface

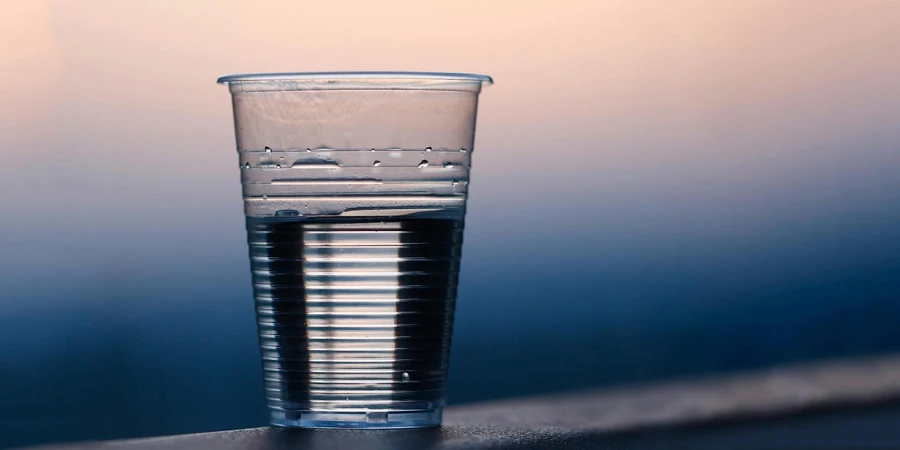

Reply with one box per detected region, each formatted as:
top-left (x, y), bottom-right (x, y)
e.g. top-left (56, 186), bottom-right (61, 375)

top-left (26, 355), bottom-right (900, 449)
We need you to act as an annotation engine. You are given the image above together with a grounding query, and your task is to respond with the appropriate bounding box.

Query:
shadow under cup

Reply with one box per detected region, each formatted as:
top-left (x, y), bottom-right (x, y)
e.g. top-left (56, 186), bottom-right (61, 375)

top-left (217, 72), bottom-right (492, 428)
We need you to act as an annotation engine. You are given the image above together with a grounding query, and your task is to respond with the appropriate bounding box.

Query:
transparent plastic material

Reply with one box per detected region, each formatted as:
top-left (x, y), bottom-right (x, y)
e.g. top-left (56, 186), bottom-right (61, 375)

top-left (217, 72), bottom-right (492, 429)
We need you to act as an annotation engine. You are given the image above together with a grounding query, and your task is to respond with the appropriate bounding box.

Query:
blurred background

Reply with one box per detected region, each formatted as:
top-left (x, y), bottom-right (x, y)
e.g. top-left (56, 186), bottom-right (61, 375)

top-left (3, 0), bottom-right (900, 447)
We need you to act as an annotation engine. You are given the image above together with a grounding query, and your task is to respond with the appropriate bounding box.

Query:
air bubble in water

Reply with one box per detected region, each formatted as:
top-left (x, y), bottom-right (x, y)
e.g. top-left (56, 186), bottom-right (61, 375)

top-left (401, 372), bottom-right (410, 382)
top-left (418, 160), bottom-right (429, 168)
top-left (265, 147), bottom-right (272, 153)
top-left (443, 162), bottom-right (453, 169)
top-left (373, 160), bottom-right (382, 167)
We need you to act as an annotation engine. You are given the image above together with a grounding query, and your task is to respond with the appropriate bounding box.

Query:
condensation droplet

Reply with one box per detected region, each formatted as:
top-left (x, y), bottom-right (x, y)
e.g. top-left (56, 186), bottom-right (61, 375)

top-left (418, 160), bottom-right (429, 168)
top-left (276, 164), bottom-right (281, 168)
top-left (279, 156), bottom-right (284, 161)
top-left (306, 148), bottom-right (312, 152)
top-left (443, 162), bottom-right (453, 169)
top-left (452, 180), bottom-right (459, 186)
top-left (373, 160), bottom-right (381, 167)
top-left (371, 148), bottom-right (376, 152)
top-left (459, 147), bottom-right (468, 153)
top-left (265, 146), bottom-right (272, 153)
top-left (401, 372), bottom-right (410, 382)
top-left (244, 163), bottom-right (251, 169)
top-left (262, 194), bottom-right (267, 200)
top-left (425, 146), bottom-right (433, 152)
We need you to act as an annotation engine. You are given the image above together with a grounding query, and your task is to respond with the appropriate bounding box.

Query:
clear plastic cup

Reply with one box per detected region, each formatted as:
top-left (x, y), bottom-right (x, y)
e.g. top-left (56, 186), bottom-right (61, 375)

top-left (217, 72), bottom-right (492, 428)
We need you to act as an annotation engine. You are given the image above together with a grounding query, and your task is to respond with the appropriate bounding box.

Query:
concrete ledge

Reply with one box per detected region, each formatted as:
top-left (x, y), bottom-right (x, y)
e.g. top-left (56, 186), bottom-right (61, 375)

top-left (26, 354), bottom-right (900, 449)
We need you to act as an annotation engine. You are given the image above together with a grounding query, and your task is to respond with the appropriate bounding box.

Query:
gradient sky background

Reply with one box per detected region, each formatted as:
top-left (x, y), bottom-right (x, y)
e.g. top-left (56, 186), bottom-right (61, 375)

top-left (3, 0), bottom-right (900, 447)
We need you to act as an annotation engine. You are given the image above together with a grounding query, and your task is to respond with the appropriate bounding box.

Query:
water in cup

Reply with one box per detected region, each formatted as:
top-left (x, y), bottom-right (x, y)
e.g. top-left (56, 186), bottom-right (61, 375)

top-left (249, 214), bottom-right (461, 427)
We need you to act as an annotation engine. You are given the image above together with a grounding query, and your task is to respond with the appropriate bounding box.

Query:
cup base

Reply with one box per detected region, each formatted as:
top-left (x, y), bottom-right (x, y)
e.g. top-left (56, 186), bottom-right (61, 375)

top-left (269, 408), bottom-right (442, 429)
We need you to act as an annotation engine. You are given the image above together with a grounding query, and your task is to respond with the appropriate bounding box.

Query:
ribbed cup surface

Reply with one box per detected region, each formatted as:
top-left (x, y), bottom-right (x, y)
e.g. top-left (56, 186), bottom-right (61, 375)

top-left (223, 74), bottom-right (489, 427)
